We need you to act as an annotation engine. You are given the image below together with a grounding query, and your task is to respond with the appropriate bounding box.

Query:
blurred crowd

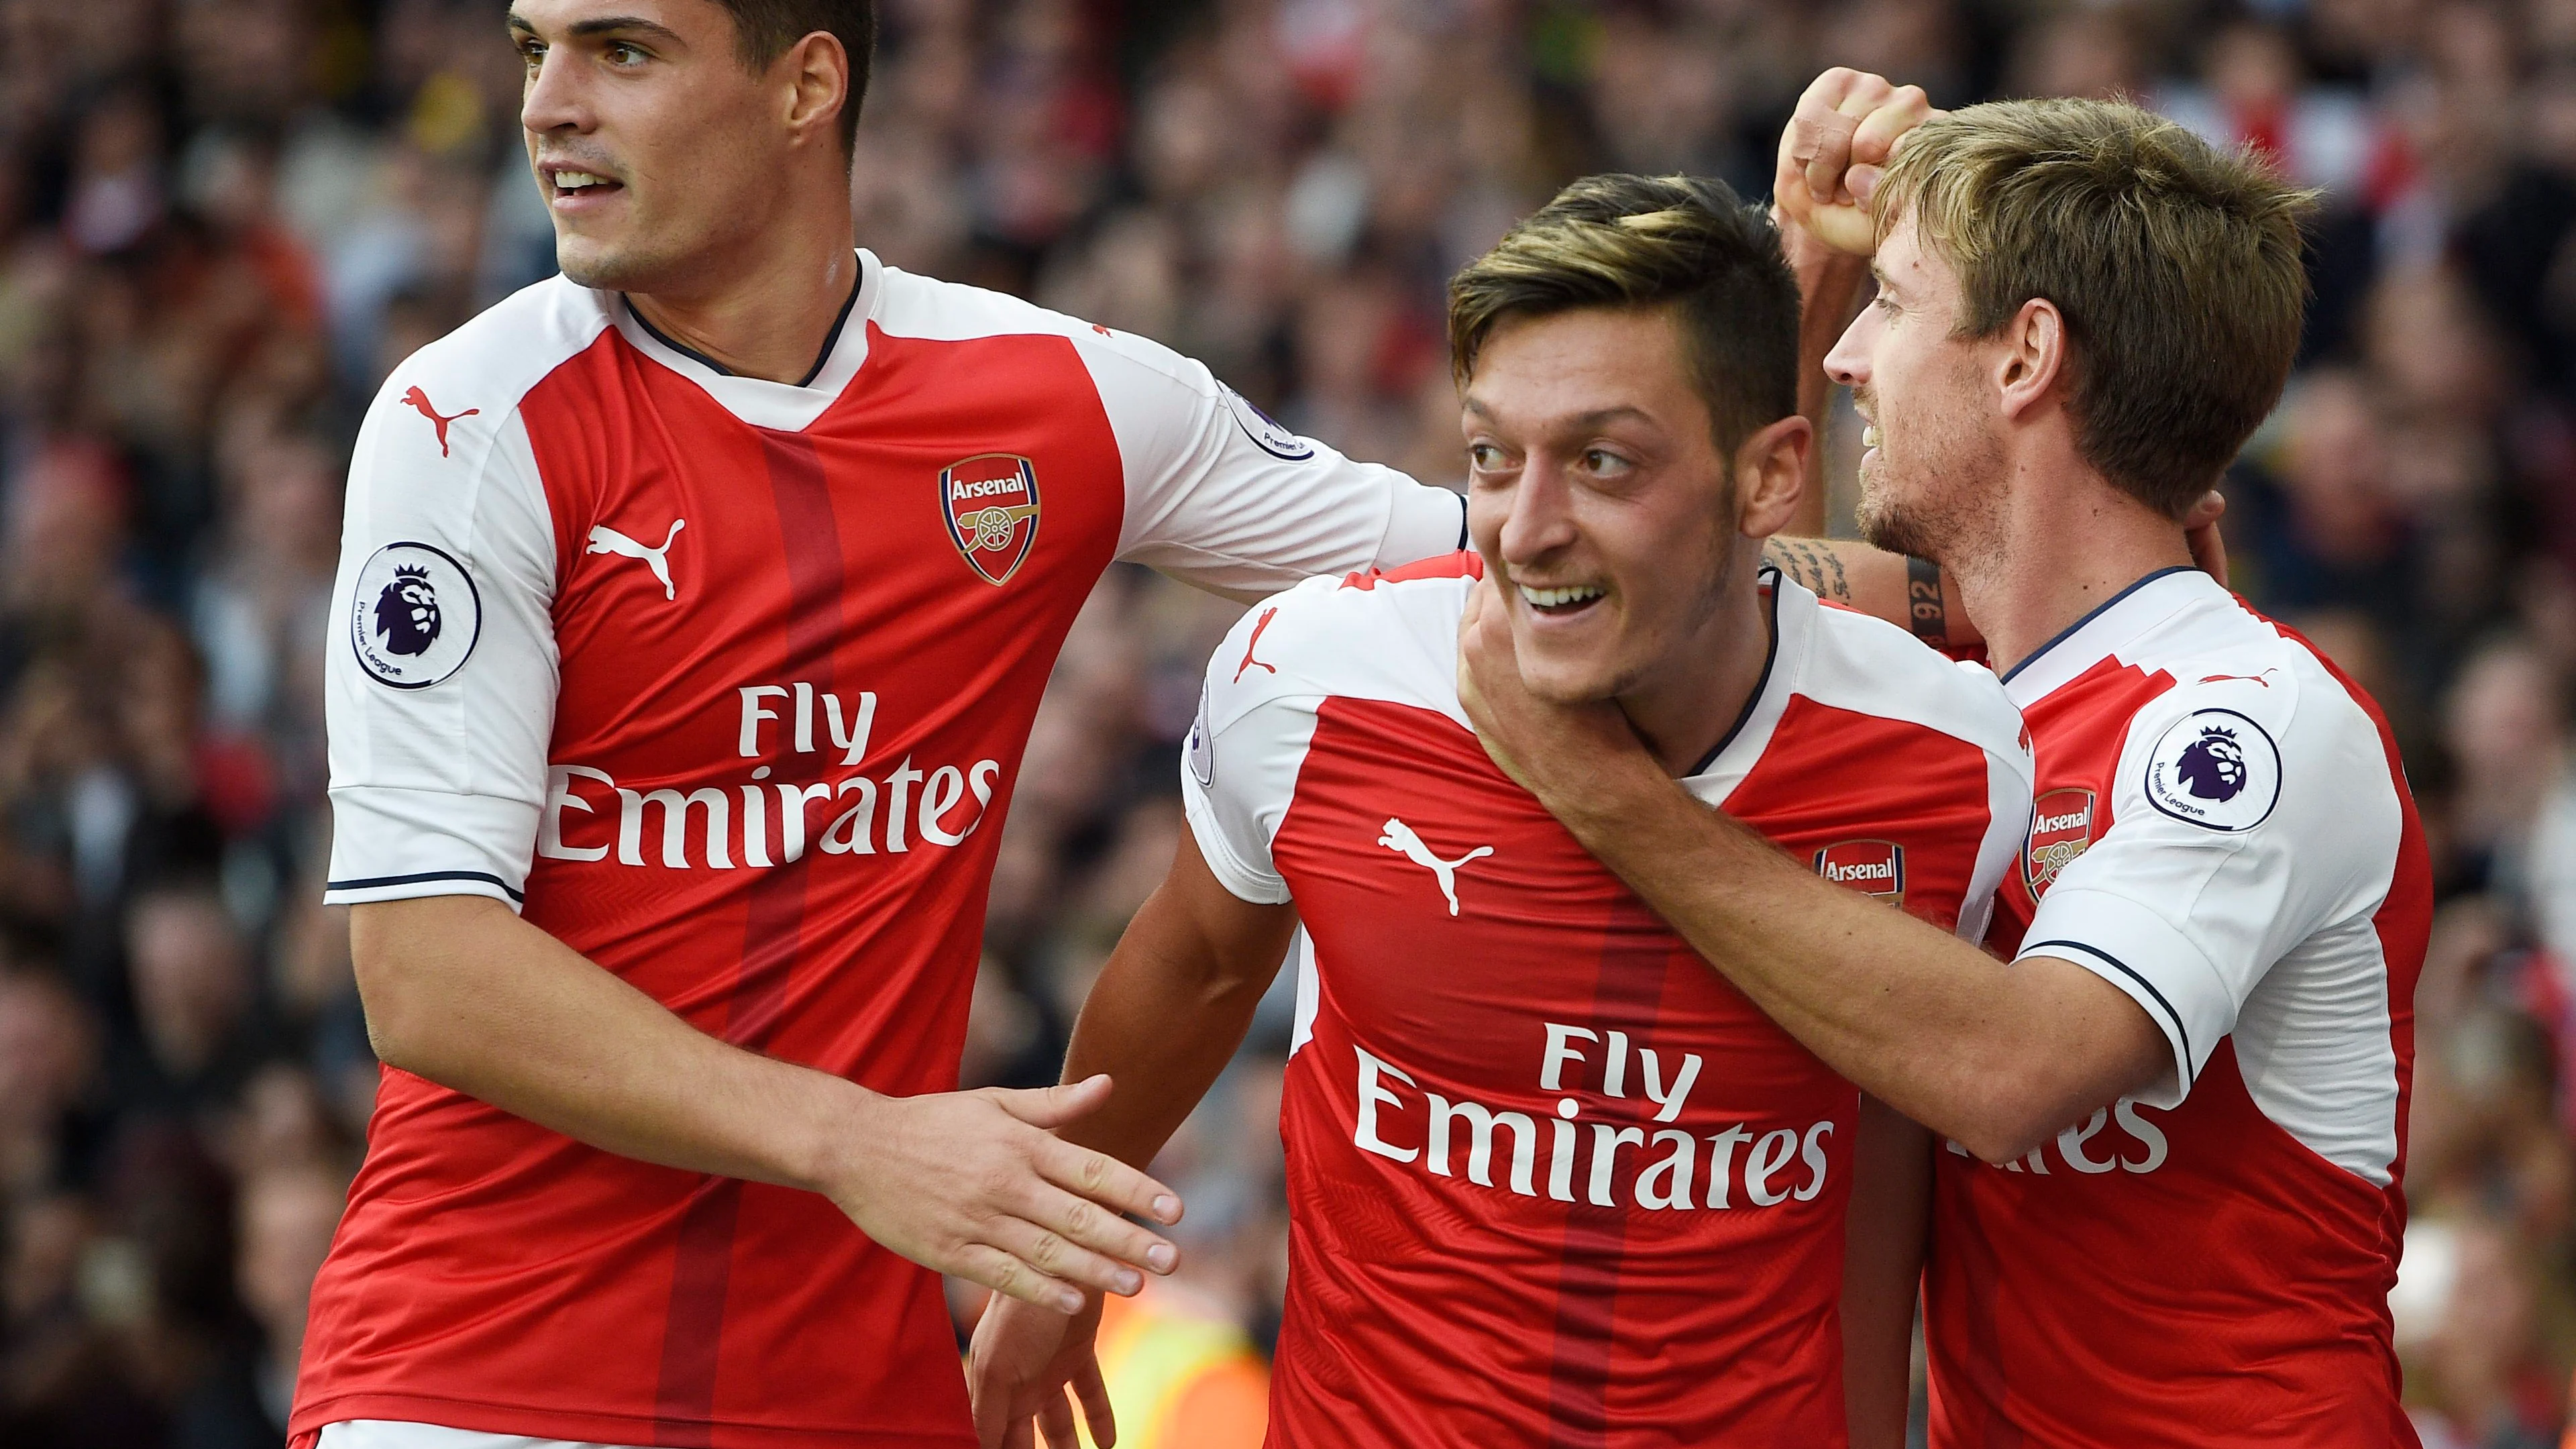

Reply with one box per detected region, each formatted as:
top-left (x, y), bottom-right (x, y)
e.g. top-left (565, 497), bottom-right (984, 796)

top-left (1, 0), bottom-right (2574, 1440)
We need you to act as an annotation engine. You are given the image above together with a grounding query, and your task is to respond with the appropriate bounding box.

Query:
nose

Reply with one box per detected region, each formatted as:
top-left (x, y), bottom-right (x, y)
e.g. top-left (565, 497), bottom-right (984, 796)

top-left (1495, 462), bottom-right (1578, 573)
top-left (521, 43), bottom-right (592, 138)
top-left (1825, 304), bottom-right (1876, 391)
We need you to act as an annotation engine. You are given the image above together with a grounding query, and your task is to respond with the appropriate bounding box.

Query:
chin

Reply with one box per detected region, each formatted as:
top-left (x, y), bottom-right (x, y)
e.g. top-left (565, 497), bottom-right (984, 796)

top-left (1856, 487), bottom-right (1945, 562)
top-left (1513, 650), bottom-right (1619, 706)
top-left (555, 237), bottom-right (665, 294)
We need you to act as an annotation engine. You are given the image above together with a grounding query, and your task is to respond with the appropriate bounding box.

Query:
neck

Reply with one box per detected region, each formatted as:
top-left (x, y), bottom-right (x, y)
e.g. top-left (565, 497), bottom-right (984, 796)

top-left (624, 189), bottom-right (858, 385)
top-left (1947, 447), bottom-right (2196, 678)
top-left (1616, 554), bottom-right (1776, 777)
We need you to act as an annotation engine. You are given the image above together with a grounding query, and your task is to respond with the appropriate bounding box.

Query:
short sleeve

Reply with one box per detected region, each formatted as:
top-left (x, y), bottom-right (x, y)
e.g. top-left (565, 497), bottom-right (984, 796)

top-left (1079, 329), bottom-right (1466, 600)
top-left (323, 374), bottom-right (560, 910)
top-left (1178, 590), bottom-right (1331, 904)
top-left (2015, 671), bottom-right (2400, 1107)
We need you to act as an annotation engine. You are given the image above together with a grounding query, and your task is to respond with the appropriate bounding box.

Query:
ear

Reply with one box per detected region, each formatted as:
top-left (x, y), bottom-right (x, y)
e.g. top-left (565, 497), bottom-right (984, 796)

top-left (1732, 415), bottom-right (1813, 540)
top-left (780, 30), bottom-right (849, 148)
top-left (1992, 297), bottom-right (2069, 422)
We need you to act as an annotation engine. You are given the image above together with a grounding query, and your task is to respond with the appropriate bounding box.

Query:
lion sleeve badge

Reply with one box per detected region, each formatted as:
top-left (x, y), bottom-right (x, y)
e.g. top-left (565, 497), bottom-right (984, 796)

top-left (2142, 706), bottom-right (2282, 832)
top-left (349, 541), bottom-right (482, 690)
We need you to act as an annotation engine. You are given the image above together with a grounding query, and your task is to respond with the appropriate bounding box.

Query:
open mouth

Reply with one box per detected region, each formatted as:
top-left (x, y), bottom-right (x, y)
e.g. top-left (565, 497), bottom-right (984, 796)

top-left (547, 168), bottom-right (625, 204)
top-left (1518, 583), bottom-right (1607, 618)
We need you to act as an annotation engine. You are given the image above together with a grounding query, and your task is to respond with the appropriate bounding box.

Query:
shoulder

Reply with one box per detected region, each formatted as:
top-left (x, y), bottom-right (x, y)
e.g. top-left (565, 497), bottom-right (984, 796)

top-left (871, 263), bottom-right (1223, 405)
top-left (1201, 555), bottom-right (1478, 727)
top-left (2115, 604), bottom-right (2393, 837)
top-left (371, 274), bottom-right (616, 439)
top-left (1798, 588), bottom-right (2031, 772)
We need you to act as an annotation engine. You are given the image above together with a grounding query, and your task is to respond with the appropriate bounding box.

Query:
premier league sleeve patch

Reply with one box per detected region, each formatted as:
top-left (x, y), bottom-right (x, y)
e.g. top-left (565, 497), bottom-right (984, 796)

top-left (2143, 707), bottom-right (2280, 832)
top-left (1187, 683), bottom-right (1217, 788)
top-left (349, 541), bottom-right (481, 690)
top-left (1221, 384), bottom-right (1317, 461)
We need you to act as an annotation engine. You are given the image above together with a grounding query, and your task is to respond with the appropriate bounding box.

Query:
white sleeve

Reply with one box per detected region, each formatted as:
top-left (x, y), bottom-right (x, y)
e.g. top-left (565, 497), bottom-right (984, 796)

top-left (323, 378), bottom-right (559, 910)
top-left (1078, 329), bottom-right (1466, 600)
top-left (2015, 670), bottom-right (2398, 1106)
top-left (1957, 727), bottom-right (2035, 947)
top-left (1177, 588), bottom-right (1330, 903)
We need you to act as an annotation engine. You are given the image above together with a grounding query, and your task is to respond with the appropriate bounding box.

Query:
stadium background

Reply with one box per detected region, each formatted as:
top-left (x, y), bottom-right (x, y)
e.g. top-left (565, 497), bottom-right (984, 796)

top-left (0, 0), bottom-right (2565, 1440)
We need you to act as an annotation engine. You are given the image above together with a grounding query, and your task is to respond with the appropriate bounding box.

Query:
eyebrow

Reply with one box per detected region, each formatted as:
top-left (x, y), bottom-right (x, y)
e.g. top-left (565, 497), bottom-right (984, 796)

top-left (1460, 398), bottom-right (1656, 431)
top-left (506, 11), bottom-right (684, 43)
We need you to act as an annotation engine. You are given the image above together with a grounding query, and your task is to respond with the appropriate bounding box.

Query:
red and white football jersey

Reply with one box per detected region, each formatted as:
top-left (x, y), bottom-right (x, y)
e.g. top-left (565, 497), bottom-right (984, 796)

top-left (1181, 554), bottom-right (2033, 1446)
top-left (304, 252), bottom-right (1468, 1448)
top-left (1925, 567), bottom-right (2430, 1447)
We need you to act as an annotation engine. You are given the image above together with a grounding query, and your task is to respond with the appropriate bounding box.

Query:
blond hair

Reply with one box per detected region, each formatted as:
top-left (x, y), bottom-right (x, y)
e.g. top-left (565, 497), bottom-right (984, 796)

top-left (1448, 174), bottom-right (1799, 451)
top-left (1874, 98), bottom-right (2317, 516)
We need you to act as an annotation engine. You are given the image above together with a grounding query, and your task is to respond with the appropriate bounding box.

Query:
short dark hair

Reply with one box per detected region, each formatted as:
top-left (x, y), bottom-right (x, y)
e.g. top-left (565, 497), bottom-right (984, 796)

top-left (1875, 99), bottom-right (2316, 517)
top-left (715, 0), bottom-right (875, 151)
top-left (1447, 173), bottom-right (1800, 455)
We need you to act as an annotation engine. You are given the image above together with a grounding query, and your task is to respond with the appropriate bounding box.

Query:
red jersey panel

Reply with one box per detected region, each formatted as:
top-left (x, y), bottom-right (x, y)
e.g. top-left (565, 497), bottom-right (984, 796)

top-left (1181, 556), bottom-right (2033, 1446)
top-left (1925, 568), bottom-right (2429, 1447)
top-left (311, 256), bottom-right (1467, 1447)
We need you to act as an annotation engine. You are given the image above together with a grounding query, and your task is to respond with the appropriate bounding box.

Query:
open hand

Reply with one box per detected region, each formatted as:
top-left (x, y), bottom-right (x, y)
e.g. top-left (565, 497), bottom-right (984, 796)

top-left (969, 1291), bottom-right (1112, 1449)
top-left (1774, 68), bottom-right (1939, 256)
top-left (824, 1075), bottom-right (1180, 1316)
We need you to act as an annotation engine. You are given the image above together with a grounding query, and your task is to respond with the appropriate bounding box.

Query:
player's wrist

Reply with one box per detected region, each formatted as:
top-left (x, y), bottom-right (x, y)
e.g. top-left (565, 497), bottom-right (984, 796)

top-left (1546, 744), bottom-right (1674, 845)
top-left (784, 1075), bottom-right (885, 1200)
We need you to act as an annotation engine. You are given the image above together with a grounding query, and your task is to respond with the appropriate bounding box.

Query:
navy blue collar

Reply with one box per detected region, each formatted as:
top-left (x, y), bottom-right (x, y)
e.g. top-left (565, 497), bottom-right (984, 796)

top-left (623, 268), bottom-right (865, 390)
top-left (1998, 566), bottom-right (2196, 685)
top-left (1686, 570), bottom-right (1784, 777)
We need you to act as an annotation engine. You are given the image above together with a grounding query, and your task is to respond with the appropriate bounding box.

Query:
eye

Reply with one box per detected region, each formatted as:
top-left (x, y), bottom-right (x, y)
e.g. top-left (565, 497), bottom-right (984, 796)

top-left (1579, 447), bottom-right (1633, 478)
top-left (1466, 442), bottom-right (1508, 472)
top-left (517, 36), bottom-right (545, 66)
top-left (605, 40), bottom-right (649, 64)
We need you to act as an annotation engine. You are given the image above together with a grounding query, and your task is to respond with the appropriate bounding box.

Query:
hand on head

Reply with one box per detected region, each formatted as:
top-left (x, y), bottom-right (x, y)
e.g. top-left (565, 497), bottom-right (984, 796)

top-left (1774, 68), bottom-right (1942, 256)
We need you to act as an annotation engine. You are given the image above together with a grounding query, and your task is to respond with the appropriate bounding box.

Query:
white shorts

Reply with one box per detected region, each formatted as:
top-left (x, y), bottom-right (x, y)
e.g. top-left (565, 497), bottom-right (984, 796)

top-left (319, 1421), bottom-right (650, 1449)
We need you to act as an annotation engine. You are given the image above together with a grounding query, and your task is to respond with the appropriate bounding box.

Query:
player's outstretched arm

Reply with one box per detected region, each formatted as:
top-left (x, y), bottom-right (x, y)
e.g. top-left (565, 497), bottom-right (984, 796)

top-left (1454, 583), bottom-right (2168, 1163)
top-left (352, 896), bottom-right (1181, 1316)
top-left (968, 833), bottom-right (1298, 1449)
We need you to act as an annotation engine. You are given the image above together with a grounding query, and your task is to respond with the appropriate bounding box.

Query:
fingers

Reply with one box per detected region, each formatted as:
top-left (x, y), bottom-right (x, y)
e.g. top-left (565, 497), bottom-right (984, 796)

top-left (1031, 1152), bottom-right (1183, 1263)
top-left (989, 1209), bottom-right (1159, 1301)
top-left (954, 1241), bottom-right (1087, 1316)
top-left (1075, 1355), bottom-right (1118, 1449)
top-left (1796, 94), bottom-right (1862, 211)
top-left (1026, 1131), bottom-right (1183, 1228)
top-left (1037, 1389), bottom-right (1081, 1449)
top-left (1849, 84), bottom-right (1933, 169)
top-left (998, 1074), bottom-right (1114, 1130)
top-left (2186, 519), bottom-right (2230, 587)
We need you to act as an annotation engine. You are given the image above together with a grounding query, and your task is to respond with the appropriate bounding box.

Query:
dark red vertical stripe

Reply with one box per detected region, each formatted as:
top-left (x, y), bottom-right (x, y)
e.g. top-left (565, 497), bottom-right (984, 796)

top-left (653, 432), bottom-right (845, 1442)
top-left (1544, 896), bottom-right (1675, 1444)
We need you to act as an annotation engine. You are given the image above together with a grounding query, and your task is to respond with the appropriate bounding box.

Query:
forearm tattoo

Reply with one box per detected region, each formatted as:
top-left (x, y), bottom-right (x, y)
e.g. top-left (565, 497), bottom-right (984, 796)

top-left (1761, 539), bottom-right (1851, 602)
top-left (1905, 555), bottom-right (1948, 649)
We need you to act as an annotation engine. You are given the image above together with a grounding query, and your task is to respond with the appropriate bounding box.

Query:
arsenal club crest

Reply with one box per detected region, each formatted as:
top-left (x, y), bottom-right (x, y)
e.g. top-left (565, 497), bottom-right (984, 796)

top-left (2023, 787), bottom-right (2098, 896)
top-left (1814, 839), bottom-right (1905, 905)
top-left (940, 453), bottom-right (1040, 586)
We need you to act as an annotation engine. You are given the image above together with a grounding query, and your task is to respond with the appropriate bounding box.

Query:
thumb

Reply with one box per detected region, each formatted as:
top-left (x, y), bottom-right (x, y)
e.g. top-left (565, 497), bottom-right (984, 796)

top-left (999, 1074), bottom-right (1113, 1130)
top-left (1846, 164), bottom-right (1884, 209)
top-left (2182, 488), bottom-right (2227, 530)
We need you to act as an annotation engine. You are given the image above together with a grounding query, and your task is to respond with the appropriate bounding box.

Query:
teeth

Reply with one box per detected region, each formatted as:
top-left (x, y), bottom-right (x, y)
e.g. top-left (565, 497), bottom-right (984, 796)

top-left (1862, 425), bottom-right (1880, 448)
top-left (1518, 584), bottom-right (1605, 609)
top-left (557, 171), bottom-right (607, 189)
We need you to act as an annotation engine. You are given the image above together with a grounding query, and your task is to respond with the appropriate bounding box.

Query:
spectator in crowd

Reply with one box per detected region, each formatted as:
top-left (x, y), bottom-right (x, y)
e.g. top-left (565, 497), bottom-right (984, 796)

top-left (7, 0), bottom-right (2576, 1442)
